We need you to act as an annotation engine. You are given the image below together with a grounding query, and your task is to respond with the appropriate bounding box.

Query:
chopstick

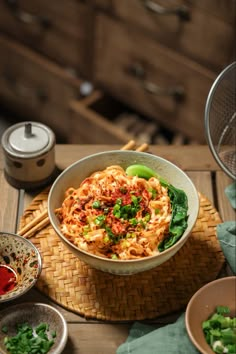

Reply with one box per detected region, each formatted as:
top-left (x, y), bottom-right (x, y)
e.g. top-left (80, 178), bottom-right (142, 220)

top-left (120, 140), bottom-right (136, 150)
top-left (135, 143), bottom-right (149, 152)
top-left (121, 140), bottom-right (149, 152)
top-left (18, 210), bottom-right (49, 239)
top-left (18, 140), bottom-right (149, 238)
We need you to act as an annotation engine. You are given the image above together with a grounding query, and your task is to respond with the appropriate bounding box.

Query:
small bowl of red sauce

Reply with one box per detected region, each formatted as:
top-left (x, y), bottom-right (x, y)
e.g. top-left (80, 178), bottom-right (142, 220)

top-left (0, 232), bottom-right (42, 302)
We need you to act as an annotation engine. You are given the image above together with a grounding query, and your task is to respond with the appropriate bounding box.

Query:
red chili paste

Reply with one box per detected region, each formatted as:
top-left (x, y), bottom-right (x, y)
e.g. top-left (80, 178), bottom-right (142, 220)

top-left (0, 264), bottom-right (17, 295)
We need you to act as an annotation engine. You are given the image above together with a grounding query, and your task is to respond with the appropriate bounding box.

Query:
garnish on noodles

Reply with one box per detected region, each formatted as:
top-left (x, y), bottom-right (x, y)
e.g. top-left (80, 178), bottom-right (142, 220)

top-left (56, 165), bottom-right (188, 260)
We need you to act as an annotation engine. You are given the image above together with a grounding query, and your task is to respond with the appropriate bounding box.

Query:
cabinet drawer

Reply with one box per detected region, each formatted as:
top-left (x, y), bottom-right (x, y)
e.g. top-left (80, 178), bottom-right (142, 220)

top-left (69, 92), bottom-right (137, 144)
top-left (0, 0), bottom-right (92, 76)
top-left (0, 35), bottom-right (83, 141)
top-left (94, 15), bottom-right (216, 143)
top-left (103, 0), bottom-right (234, 71)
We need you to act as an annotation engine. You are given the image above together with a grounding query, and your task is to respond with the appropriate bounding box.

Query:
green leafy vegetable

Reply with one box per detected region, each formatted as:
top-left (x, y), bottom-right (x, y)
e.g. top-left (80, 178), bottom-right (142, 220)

top-left (202, 306), bottom-right (236, 353)
top-left (126, 164), bottom-right (160, 180)
top-left (2, 322), bottom-right (56, 354)
top-left (125, 164), bottom-right (188, 251)
top-left (158, 182), bottom-right (188, 252)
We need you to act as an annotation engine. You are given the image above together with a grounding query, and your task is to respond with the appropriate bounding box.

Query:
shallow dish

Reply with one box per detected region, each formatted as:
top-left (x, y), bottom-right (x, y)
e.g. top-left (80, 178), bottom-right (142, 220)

top-left (0, 302), bottom-right (68, 354)
top-left (185, 276), bottom-right (236, 354)
top-left (0, 232), bottom-right (42, 302)
top-left (48, 150), bottom-right (199, 275)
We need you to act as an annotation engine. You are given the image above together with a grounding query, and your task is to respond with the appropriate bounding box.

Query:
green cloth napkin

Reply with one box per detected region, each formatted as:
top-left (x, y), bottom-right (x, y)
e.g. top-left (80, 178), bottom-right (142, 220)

top-left (217, 221), bottom-right (236, 274)
top-left (225, 182), bottom-right (236, 209)
top-left (216, 181), bottom-right (236, 274)
top-left (116, 314), bottom-right (199, 354)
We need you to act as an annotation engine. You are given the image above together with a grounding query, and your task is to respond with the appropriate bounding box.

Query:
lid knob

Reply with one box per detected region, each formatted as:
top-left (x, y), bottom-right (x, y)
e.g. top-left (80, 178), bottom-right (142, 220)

top-left (24, 123), bottom-right (33, 138)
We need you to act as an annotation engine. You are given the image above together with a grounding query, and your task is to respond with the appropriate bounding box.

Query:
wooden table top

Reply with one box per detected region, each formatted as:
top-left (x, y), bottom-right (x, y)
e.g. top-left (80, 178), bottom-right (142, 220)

top-left (0, 144), bottom-right (235, 354)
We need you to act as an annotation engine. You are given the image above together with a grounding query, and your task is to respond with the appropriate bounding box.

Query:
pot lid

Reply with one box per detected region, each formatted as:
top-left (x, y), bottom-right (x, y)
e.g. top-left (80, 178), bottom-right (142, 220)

top-left (8, 123), bottom-right (49, 153)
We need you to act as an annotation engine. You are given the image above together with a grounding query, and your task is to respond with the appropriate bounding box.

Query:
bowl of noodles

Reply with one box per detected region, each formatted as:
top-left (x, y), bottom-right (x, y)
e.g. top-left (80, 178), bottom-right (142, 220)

top-left (48, 150), bottom-right (199, 275)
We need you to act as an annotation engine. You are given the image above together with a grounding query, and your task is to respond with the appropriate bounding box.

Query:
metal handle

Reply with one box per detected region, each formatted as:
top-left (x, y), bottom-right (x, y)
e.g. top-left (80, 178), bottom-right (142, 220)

top-left (3, 71), bottom-right (48, 103)
top-left (129, 62), bottom-right (185, 102)
top-left (5, 0), bottom-right (51, 29)
top-left (142, 81), bottom-right (185, 101)
top-left (141, 0), bottom-right (191, 21)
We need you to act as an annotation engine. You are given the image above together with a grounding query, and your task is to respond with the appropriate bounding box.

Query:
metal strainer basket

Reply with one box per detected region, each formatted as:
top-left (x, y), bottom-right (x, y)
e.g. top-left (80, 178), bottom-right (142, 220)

top-left (205, 62), bottom-right (236, 180)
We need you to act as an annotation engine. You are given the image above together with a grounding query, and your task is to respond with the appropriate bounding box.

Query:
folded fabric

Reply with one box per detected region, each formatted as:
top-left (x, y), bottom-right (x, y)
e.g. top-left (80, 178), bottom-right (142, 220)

top-left (116, 313), bottom-right (199, 354)
top-left (225, 182), bottom-right (236, 209)
top-left (217, 221), bottom-right (236, 274)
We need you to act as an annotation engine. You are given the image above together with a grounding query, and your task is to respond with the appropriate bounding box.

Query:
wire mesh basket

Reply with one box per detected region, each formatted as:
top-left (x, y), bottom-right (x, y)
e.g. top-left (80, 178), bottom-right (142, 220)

top-left (205, 62), bottom-right (236, 180)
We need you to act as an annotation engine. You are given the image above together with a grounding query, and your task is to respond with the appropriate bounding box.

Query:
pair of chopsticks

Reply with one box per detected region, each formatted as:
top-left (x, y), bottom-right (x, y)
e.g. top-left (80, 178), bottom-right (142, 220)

top-left (18, 209), bottom-right (49, 239)
top-left (121, 140), bottom-right (149, 152)
top-left (18, 140), bottom-right (149, 239)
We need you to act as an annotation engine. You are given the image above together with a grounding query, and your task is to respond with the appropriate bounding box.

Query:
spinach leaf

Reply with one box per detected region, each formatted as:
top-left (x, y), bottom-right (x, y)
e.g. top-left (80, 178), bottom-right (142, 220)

top-left (158, 184), bottom-right (188, 252)
top-left (125, 164), bottom-right (189, 252)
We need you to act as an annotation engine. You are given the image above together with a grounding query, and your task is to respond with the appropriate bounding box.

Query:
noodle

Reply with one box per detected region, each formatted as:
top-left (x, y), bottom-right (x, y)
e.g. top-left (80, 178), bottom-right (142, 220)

top-left (57, 165), bottom-right (172, 260)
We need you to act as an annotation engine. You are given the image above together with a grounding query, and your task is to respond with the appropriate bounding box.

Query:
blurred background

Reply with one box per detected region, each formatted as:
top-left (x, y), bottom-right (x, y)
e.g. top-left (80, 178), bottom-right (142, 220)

top-left (0, 0), bottom-right (235, 145)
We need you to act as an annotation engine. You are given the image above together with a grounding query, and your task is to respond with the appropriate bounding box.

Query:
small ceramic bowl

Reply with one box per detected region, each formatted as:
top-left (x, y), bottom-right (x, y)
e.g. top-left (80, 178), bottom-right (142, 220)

top-left (0, 232), bottom-right (42, 302)
top-left (185, 276), bottom-right (236, 354)
top-left (48, 150), bottom-right (199, 275)
top-left (0, 302), bottom-right (68, 354)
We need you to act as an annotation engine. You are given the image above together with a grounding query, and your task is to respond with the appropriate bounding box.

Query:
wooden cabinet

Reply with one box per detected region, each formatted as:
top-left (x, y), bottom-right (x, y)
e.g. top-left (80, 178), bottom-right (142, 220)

top-left (94, 15), bottom-right (217, 142)
top-left (93, 0), bottom-right (235, 143)
top-left (96, 0), bottom-right (234, 72)
top-left (0, 0), bottom-right (92, 77)
top-left (0, 0), bottom-right (234, 144)
top-left (0, 35), bottom-right (85, 142)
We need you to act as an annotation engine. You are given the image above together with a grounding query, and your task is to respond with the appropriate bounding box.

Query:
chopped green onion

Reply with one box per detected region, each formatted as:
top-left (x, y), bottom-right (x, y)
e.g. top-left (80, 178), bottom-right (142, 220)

top-left (92, 201), bottom-right (101, 209)
top-left (2, 322), bottom-right (56, 354)
top-left (202, 306), bottom-right (236, 353)
top-left (95, 214), bottom-right (106, 226)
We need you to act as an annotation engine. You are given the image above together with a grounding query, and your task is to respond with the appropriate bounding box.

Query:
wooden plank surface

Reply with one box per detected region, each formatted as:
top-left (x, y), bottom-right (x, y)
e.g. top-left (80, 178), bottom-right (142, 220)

top-left (186, 171), bottom-right (213, 204)
top-left (0, 166), bottom-right (19, 233)
top-left (53, 145), bottom-right (220, 172)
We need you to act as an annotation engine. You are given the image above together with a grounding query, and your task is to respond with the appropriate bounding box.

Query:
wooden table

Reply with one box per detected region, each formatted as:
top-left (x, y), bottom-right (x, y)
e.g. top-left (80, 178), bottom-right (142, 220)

top-left (0, 144), bottom-right (235, 354)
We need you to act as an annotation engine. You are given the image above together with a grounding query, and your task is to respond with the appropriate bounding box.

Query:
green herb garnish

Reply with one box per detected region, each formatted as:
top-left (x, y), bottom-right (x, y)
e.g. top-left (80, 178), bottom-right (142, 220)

top-left (113, 196), bottom-right (141, 221)
top-left (92, 200), bottom-right (101, 209)
top-left (3, 322), bottom-right (56, 354)
top-left (95, 214), bottom-right (106, 226)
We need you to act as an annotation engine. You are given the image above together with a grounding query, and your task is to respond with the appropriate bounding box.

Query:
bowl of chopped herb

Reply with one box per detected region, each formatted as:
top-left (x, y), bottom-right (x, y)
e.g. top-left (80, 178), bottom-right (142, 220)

top-left (0, 302), bottom-right (68, 354)
top-left (185, 276), bottom-right (236, 354)
top-left (48, 150), bottom-right (199, 275)
top-left (0, 232), bottom-right (42, 303)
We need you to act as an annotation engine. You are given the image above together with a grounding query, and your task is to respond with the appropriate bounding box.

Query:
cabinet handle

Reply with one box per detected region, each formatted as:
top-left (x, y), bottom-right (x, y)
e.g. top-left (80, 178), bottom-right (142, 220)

top-left (5, 0), bottom-right (51, 29)
top-left (129, 62), bottom-right (185, 102)
top-left (141, 0), bottom-right (191, 21)
top-left (3, 71), bottom-right (48, 103)
top-left (142, 81), bottom-right (185, 101)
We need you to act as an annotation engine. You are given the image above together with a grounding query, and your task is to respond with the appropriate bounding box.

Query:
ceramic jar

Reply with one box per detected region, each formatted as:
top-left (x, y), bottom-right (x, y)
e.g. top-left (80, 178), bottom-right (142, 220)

top-left (1, 121), bottom-right (56, 190)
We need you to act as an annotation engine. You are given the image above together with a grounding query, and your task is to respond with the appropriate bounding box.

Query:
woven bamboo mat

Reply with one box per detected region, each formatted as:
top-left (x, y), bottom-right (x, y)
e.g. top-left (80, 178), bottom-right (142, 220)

top-left (19, 189), bottom-right (225, 321)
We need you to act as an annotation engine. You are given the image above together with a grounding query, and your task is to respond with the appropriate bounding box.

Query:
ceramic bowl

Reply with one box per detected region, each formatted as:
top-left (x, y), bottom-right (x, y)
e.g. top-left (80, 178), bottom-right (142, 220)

top-left (0, 232), bottom-right (42, 302)
top-left (0, 302), bottom-right (68, 354)
top-left (185, 276), bottom-right (236, 354)
top-left (48, 150), bottom-right (199, 275)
